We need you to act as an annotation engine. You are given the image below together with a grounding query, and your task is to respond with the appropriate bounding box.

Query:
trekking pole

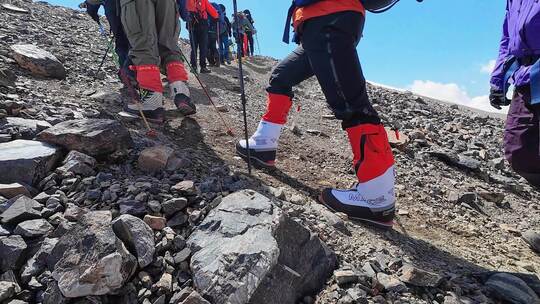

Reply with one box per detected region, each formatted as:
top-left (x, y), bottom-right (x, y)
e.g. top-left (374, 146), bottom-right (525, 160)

top-left (178, 48), bottom-right (235, 137)
top-left (233, 0), bottom-right (252, 175)
top-left (95, 35), bottom-right (114, 78)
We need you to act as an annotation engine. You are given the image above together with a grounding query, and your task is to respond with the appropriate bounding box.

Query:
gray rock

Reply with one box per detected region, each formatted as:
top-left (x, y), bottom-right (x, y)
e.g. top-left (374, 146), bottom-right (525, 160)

top-left (42, 281), bottom-right (67, 304)
top-left (6, 299), bottom-right (28, 304)
top-left (170, 287), bottom-right (193, 304)
top-left (346, 288), bottom-right (368, 304)
top-left (399, 264), bottom-right (442, 287)
top-left (10, 44), bottom-right (66, 79)
top-left (112, 214), bottom-right (155, 268)
top-left (119, 200), bottom-right (147, 216)
top-left (162, 198), bottom-right (188, 216)
top-left (485, 273), bottom-right (540, 304)
top-left (334, 269), bottom-right (359, 286)
top-left (0, 183), bottom-right (30, 199)
top-left (48, 211), bottom-right (137, 297)
top-left (0, 68), bottom-right (16, 88)
top-left (63, 203), bottom-right (87, 222)
top-left (376, 273), bottom-right (407, 293)
top-left (1, 196), bottom-right (42, 225)
top-left (33, 192), bottom-right (51, 204)
top-left (0, 235), bottom-right (27, 272)
top-left (187, 190), bottom-right (336, 304)
top-left (21, 237), bottom-right (58, 282)
top-left (0, 225), bottom-right (9, 236)
top-left (14, 219), bottom-right (53, 238)
top-left (172, 181), bottom-right (197, 196)
top-left (167, 212), bottom-right (188, 228)
top-left (173, 248), bottom-right (191, 264)
top-left (62, 151), bottom-right (96, 167)
top-left (362, 262), bottom-right (376, 278)
top-left (56, 160), bottom-right (95, 177)
top-left (37, 119), bottom-right (133, 158)
top-left (429, 150), bottom-right (481, 171)
top-left (143, 215), bottom-right (166, 230)
top-left (154, 273), bottom-right (173, 295)
top-left (138, 146), bottom-right (175, 173)
top-left (0, 117), bottom-right (52, 139)
top-left (0, 140), bottom-right (62, 186)
top-left (522, 230), bottom-right (540, 253)
top-left (180, 291), bottom-right (211, 304)
top-left (0, 281), bottom-right (16, 302)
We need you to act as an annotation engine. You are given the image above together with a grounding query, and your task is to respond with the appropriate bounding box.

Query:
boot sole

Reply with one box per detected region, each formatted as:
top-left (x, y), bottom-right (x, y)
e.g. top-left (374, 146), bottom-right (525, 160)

top-left (318, 194), bottom-right (394, 229)
top-left (176, 103), bottom-right (197, 116)
top-left (236, 146), bottom-right (276, 169)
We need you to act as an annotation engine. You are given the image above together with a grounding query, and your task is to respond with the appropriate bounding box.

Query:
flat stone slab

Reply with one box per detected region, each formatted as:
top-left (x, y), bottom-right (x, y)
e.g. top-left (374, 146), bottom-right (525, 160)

top-left (1, 4), bottom-right (29, 13)
top-left (37, 119), bottom-right (133, 157)
top-left (0, 117), bottom-right (52, 139)
top-left (10, 44), bottom-right (66, 79)
top-left (0, 183), bottom-right (30, 199)
top-left (0, 140), bottom-right (62, 186)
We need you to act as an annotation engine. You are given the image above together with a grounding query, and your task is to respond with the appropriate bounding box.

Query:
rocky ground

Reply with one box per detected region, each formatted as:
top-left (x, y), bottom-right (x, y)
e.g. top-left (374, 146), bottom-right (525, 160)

top-left (1, 1), bottom-right (540, 303)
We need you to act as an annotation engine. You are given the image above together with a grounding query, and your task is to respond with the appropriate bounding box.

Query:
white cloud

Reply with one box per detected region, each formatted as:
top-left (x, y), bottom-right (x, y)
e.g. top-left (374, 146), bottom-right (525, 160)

top-left (409, 80), bottom-right (507, 114)
top-left (481, 59), bottom-right (496, 74)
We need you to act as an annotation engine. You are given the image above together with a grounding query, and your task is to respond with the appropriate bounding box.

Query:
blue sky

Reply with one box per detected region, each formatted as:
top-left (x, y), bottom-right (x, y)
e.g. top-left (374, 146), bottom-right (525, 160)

top-left (48, 0), bottom-right (507, 112)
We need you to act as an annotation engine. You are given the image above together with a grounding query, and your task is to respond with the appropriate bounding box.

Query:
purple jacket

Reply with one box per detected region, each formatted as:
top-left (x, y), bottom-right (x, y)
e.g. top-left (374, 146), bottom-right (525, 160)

top-left (491, 0), bottom-right (540, 91)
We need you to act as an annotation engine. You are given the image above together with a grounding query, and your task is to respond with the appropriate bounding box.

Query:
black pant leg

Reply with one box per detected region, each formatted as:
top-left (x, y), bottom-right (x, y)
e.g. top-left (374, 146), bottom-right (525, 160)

top-left (198, 22), bottom-right (209, 68)
top-left (189, 23), bottom-right (199, 68)
top-left (247, 32), bottom-right (254, 55)
top-left (266, 46), bottom-right (314, 97)
top-left (302, 12), bottom-right (380, 129)
top-left (104, 0), bottom-right (130, 68)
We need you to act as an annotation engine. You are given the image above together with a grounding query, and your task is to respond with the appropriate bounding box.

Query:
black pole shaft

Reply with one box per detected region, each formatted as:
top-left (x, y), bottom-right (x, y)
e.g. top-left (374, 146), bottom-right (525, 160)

top-left (96, 36), bottom-right (113, 78)
top-left (233, 0), bottom-right (252, 175)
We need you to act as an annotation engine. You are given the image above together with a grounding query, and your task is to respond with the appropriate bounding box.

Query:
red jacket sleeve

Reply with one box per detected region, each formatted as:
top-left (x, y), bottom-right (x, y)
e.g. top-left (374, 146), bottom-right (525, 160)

top-left (205, 0), bottom-right (218, 18)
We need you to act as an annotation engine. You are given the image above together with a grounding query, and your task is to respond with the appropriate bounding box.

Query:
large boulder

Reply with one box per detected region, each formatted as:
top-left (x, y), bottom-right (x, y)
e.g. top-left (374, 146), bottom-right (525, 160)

top-left (187, 190), bottom-right (336, 304)
top-left (37, 119), bottom-right (133, 158)
top-left (0, 140), bottom-right (62, 186)
top-left (48, 211), bottom-right (137, 298)
top-left (112, 215), bottom-right (155, 268)
top-left (10, 44), bottom-right (66, 79)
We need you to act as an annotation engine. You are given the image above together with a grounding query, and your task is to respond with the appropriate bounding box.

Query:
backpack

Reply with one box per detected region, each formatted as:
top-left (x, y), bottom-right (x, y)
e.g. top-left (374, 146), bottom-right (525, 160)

top-left (282, 0), bottom-right (407, 43)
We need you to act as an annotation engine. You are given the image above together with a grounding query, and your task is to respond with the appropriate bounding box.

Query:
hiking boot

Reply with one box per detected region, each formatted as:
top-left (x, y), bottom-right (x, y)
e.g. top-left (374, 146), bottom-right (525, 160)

top-left (236, 120), bottom-right (283, 168)
top-left (319, 124), bottom-right (396, 228)
top-left (319, 169), bottom-right (396, 228)
top-left (125, 88), bottom-right (165, 123)
top-left (200, 67), bottom-right (212, 74)
top-left (170, 81), bottom-right (196, 116)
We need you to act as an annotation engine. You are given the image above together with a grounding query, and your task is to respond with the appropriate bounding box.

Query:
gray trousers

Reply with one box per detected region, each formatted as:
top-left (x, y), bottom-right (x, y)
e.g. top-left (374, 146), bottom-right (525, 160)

top-left (120, 0), bottom-right (182, 66)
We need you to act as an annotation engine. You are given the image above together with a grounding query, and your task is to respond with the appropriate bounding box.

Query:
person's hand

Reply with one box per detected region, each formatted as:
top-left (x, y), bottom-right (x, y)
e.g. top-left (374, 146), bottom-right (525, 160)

top-left (489, 88), bottom-right (511, 110)
top-left (98, 24), bottom-right (107, 36)
top-left (252, 28), bottom-right (257, 35)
